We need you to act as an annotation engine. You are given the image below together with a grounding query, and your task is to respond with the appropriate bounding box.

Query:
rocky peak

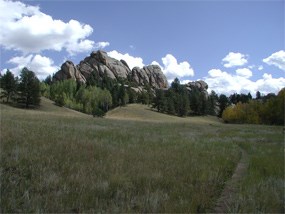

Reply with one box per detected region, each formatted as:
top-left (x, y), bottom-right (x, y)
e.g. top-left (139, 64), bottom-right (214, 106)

top-left (53, 60), bottom-right (86, 83)
top-left (53, 50), bottom-right (168, 89)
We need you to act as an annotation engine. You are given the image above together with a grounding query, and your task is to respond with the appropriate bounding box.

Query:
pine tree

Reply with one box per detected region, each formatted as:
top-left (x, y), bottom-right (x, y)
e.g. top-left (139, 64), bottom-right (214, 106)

top-left (0, 70), bottom-right (17, 103)
top-left (18, 67), bottom-right (41, 108)
top-left (152, 89), bottom-right (166, 112)
top-left (218, 94), bottom-right (230, 117)
top-left (207, 90), bottom-right (219, 116)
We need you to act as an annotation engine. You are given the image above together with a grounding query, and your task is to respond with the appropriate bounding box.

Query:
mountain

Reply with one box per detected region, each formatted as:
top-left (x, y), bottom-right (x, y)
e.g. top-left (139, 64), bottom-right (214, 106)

top-left (53, 50), bottom-right (168, 89)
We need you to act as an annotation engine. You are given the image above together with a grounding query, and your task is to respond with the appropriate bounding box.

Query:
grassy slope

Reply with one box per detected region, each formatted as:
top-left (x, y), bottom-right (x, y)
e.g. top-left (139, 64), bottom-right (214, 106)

top-left (106, 104), bottom-right (221, 124)
top-left (1, 100), bottom-right (284, 213)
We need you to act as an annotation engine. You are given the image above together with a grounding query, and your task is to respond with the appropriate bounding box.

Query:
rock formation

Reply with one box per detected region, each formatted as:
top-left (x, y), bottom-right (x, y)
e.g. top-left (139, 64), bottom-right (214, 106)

top-left (53, 50), bottom-right (168, 89)
top-left (53, 61), bottom-right (86, 83)
top-left (130, 65), bottom-right (168, 89)
top-left (185, 80), bottom-right (208, 92)
top-left (185, 80), bottom-right (209, 97)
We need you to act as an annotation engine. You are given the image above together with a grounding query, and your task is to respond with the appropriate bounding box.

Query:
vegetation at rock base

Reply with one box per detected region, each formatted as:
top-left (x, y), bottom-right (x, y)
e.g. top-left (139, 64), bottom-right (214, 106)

top-left (1, 99), bottom-right (283, 213)
top-left (1, 66), bottom-right (284, 124)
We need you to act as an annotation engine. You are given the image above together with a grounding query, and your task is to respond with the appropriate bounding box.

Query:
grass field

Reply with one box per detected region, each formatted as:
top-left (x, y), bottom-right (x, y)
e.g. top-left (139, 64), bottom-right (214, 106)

top-left (1, 98), bottom-right (284, 213)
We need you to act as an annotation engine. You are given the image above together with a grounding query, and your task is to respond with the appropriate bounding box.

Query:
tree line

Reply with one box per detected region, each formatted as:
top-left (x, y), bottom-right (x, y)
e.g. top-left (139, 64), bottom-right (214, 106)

top-left (153, 78), bottom-right (209, 116)
top-left (150, 77), bottom-right (284, 125)
top-left (222, 89), bottom-right (284, 125)
top-left (0, 68), bottom-right (40, 108)
top-left (1, 68), bottom-right (283, 124)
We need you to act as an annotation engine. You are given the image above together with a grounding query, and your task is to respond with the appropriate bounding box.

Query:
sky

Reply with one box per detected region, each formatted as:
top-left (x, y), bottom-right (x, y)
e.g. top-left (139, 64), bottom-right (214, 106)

top-left (0, 0), bottom-right (284, 96)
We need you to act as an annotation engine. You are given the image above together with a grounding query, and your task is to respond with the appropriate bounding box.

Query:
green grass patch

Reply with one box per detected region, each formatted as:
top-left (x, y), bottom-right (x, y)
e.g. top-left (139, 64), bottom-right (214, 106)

top-left (1, 100), bottom-right (283, 212)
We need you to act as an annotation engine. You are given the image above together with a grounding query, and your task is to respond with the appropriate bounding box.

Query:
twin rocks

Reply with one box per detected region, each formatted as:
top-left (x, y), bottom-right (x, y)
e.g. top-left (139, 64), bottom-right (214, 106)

top-left (53, 50), bottom-right (168, 89)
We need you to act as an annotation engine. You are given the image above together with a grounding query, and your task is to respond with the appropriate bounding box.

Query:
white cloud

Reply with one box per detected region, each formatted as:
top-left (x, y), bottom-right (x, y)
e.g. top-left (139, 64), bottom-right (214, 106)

top-left (180, 79), bottom-right (192, 85)
top-left (152, 54), bottom-right (194, 82)
top-left (222, 52), bottom-right (248, 68)
top-left (107, 50), bottom-right (144, 69)
top-left (95, 41), bottom-right (110, 49)
top-left (8, 54), bottom-right (58, 79)
top-left (255, 73), bottom-right (285, 94)
top-left (236, 68), bottom-right (252, 78)
top-left (0, 0), bottom-right (94, 55)
top-left (205, 69), bottom-right (285, 96)
top-left (263, 50), bottom-right (285, 71)
top-left (258, 65), bottom-right (264, 71)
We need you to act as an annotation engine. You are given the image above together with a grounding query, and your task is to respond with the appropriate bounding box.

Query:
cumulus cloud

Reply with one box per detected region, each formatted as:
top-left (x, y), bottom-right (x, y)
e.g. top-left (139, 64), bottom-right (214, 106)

top-left (263, 50), bottom-right (285, 71)
top-left (107, 50), bottom-right (144, 69)
top-left (7, 54), bottom-right (59, 79)
top-left (0, 0), bottom-right (94, 55)
top-left (95, 41), bottom-right (110, 49)
top-left (255, 73), bottom-right (285, 94)
top-left (236, 68), bottom-right (252, 78)
top-left (222, 52), bottom-right (248, 68)
top-left (151, 54), bottom-right (194, 82)
top-left (204, 69), bottom-right (285, 96)
top-left (258, 65), bottom-right (264, 71)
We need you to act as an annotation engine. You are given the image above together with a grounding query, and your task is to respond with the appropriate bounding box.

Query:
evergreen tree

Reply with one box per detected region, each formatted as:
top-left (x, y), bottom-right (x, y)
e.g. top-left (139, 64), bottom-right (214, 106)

top-left (256, 91), bottom-right (261, 100)
top-left (139, 91), bottom-right (150, 105)
top-left (218, 94), bottom-right (230, 117)
top-left (128, 87), bottom-right (138, 103)
top-left (166, 89), bottom-right (176, 115)
top-left (207, 90), bottom-right (218, 116)
top-left (18, 67), bottom-right (41, 108)
top-left (0, 70), bottom-right (17, 103)
top-left (118, 84), bottom-right (129, 106)
top-left (177, 92), bottom-right (190, 116)
top-left (189, 88), bottom-right (200, 115)
top-left (152, 89), bottom-right (166, 112)
top-left (171, 77), bottom-right (181, 93)
top-left (198, 92), bottom-right (207, 115)
top-left (44, 75), bottom-right (52, 85)
top-left (229, 93), bottom-right (238, 104)
top-left (86, 70), bottom-right (100, 87)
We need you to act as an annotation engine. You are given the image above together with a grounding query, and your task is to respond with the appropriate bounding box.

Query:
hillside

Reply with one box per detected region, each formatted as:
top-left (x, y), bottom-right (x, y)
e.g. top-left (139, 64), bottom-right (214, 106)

top-left (106, 103), bottom-right (221, 124)
top-left (39, 97), bottom-right (91, 118)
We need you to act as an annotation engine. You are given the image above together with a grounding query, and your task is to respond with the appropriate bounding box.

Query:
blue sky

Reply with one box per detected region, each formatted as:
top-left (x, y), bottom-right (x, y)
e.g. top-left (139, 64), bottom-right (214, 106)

top-left (0, 0), bottom-right (284, 96)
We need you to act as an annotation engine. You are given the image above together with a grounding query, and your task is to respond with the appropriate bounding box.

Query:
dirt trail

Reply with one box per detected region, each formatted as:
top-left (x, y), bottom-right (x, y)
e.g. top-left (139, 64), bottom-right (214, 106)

top-left (214, 148), bottom-right (249, 213)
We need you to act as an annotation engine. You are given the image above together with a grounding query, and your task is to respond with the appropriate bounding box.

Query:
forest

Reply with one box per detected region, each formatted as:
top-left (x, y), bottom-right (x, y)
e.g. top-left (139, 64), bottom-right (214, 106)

top-left (1, 68), bottom-right (284, 125)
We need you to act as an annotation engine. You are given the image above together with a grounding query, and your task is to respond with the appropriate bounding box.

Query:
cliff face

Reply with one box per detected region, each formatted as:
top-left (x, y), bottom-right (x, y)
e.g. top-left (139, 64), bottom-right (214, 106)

top-left (53, 50), bottom-right (168, 89)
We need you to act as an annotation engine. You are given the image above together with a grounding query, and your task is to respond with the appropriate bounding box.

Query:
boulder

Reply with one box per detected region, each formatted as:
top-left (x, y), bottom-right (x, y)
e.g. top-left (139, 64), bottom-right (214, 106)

top-left (53, 61), bottom-right (86, 83)
top-left (186, 80), bottom-right (208, 92)
top-left (129, 65), bottom-right (168, 89)
top-left (185, 80), bottom-right (209, 99)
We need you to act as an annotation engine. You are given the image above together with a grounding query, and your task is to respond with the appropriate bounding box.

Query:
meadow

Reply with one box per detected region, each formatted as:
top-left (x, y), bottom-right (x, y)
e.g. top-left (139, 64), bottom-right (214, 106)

top-left (1, 98), bottom-right (284, 213)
